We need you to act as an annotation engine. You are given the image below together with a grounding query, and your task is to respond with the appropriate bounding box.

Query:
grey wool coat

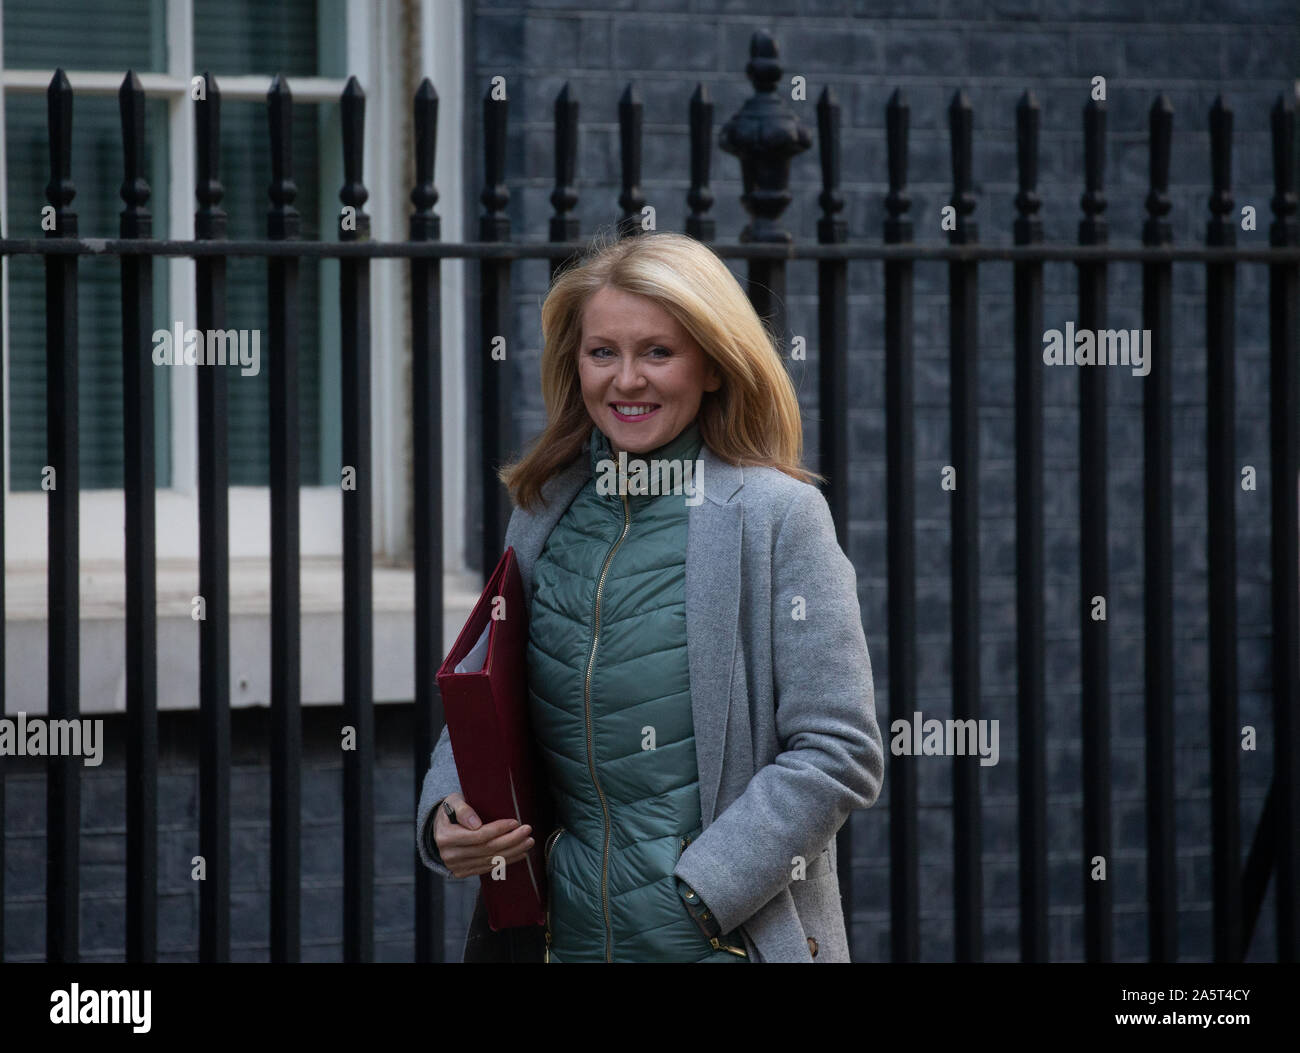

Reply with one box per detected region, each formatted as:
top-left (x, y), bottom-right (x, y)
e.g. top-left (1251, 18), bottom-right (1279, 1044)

top-left (416, 439), bottom-right (885, 963)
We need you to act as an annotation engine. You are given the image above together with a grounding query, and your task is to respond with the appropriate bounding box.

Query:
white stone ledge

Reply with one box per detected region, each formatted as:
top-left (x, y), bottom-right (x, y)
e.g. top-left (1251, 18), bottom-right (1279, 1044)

top-left (3, 557), bottom-right (482, 715)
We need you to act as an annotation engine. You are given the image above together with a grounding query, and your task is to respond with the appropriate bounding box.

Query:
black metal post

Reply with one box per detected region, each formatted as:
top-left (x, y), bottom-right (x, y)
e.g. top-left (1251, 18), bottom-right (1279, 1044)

top-left (410, 76), bottom-right (446, 963)
top-left (1205, 95), bottom-right (1242, 963)
top-left (338, 75), bottom-right (375, 963)
top-left (194, 70), bottom-right (231, 963)
top-left (267, 73), bottom-right (303, 963)
top-left (1013, 88), bottom-right (1047, 964)
top-left (1142, 93), bottom-right (1178, 964)
top-left (947, 88), bottom-right (982, 963)
top-left (1078, 95), bottom-right (1112, 962)
top-left (478, 82), bottom-right (512, 580)
top-left (816, 86), bottom-right (849, 545)
top-left (884, 87), bottom-right (919, 964)
top-left (45, 68), bottom-right (80, 964)
top-left (119, 69), bottom-right (158, 964)
top-left (1268, 94), bottom-right (1299, 963)
top-left (815, 85), bottom-right (853, 935)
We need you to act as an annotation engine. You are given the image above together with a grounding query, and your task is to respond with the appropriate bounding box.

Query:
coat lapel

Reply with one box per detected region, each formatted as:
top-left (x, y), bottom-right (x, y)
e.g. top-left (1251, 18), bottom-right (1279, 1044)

top-left (507, 442), bottom-right (745, 827)
top-left (685, 446), bottom-right (744, 825)
top-left (508, 459), bottom-right (589, 601)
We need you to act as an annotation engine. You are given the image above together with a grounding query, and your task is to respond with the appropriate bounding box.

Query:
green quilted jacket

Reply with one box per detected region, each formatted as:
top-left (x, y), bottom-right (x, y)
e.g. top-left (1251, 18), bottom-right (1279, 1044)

top-left (529, 417), bottom-right (749, 963)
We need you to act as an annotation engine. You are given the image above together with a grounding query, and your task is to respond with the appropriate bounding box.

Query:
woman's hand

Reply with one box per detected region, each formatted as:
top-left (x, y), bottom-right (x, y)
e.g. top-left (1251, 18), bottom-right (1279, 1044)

top-left (433, 793), bottom-right (535, 879)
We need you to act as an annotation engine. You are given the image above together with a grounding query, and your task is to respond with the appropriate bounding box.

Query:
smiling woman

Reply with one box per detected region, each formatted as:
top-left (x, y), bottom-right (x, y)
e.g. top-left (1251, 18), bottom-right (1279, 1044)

top-left (495, 227), bottom-right (818, 512)
top-left (417, 229), bottom-right (884, 963)
top-left (576, 284), bottom-right (722, 457)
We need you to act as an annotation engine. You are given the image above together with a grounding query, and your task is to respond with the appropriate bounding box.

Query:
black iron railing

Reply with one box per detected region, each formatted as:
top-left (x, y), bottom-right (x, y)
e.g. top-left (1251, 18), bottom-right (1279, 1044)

top-left (0, 28), bottom-right (1296, 964)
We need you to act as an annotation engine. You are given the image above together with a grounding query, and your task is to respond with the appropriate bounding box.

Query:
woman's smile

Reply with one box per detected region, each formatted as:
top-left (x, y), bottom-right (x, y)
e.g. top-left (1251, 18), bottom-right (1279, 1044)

top-left (609, 401), bottom-right (662, 423)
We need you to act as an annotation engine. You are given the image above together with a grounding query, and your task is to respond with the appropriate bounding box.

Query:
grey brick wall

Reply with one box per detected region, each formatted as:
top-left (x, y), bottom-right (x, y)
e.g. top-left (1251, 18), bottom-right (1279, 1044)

top-left (460, 0), bottom-right (1298, 961)
top-left (3, 708), bottom-right (429, 962)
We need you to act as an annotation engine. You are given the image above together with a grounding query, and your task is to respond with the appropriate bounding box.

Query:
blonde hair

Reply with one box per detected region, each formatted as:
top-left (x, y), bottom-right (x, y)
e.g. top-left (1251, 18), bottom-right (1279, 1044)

top-left (498, 228), bottom-right (821, 511)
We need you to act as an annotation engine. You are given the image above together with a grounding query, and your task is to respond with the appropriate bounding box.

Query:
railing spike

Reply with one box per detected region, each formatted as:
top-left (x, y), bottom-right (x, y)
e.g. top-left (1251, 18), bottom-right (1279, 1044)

top-left (119, 71), bottom-right (149, 238)
top-left (195, 71), bottom-right (225, 240)
top-left (1207, 95), bottom-right (1234, 246)
top-left (1080, 95), bottom-right (1106, 245)
top-left (947, 88), bottom-right (976, 244)
top-left (816, 86), bottom-right (846, 245)
top-left (686, 82), bottom-right (715, 242)
top-left (1272, 94), bottom-right (1298, 246)
top-left (480, 80), bottom-right (509, 240)
top-left (267, 74), bottom-right (299, 240)
top-left (340, 76), bottom-right (369, 240)
top-left (549, 82), bottom-right (578, 242)
top-left (617, 83), bottom-right (645, 237)
top-left (885, 88), bottom-right (911, 243)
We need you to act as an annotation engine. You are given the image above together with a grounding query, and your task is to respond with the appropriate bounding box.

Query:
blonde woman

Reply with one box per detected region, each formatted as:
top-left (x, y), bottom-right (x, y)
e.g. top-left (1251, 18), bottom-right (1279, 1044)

top-left (417, 229), bottom-right (883, 963)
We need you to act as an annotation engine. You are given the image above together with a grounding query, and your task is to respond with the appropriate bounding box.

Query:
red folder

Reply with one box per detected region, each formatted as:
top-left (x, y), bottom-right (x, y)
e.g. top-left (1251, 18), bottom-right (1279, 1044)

top-left (435, 546), bottom-right (551, 930)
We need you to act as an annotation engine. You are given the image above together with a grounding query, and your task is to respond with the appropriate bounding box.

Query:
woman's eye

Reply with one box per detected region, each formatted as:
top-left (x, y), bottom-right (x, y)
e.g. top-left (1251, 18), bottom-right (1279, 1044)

top-left (587, 345), bottom-right (668, 358)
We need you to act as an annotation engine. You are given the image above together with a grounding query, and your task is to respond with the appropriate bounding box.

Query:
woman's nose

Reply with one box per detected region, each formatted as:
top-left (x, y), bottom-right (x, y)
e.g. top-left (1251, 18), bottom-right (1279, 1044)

top-left (615, 355), bottom-right (645, 390)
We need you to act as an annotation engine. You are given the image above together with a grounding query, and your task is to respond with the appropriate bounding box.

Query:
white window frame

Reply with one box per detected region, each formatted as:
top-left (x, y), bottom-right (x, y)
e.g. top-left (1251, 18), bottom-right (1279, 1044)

top-left (0, 0), bottom-right (469, 568)
top-left (0, 0), bottom-right (476, 713)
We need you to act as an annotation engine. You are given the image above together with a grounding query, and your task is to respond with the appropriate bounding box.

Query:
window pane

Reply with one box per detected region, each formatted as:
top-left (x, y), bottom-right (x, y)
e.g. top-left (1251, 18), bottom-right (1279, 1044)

top-left (202, 99), bottom-right (330, 486)
top-left (193, 0), bottom-right (320, 77)
top-left (193, 0), bottom-right (331, 486)
top-left (4, 0), bottom-right (165, 73)
top-left (5, 93), bottom-right (172, 491)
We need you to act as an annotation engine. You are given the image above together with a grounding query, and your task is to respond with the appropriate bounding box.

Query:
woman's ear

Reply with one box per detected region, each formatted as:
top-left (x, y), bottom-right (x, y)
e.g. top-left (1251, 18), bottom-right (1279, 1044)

top-left (703, 361), bottom-right (723, 393)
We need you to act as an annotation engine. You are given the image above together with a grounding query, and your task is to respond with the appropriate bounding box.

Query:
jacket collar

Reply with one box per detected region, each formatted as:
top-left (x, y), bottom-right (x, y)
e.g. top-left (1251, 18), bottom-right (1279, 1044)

top-left (587, 418), bottom-right (709, 512)
top-left (511, 437), bottom-right (744, 601)
top-left (574, 431), bottom-right (743, 507)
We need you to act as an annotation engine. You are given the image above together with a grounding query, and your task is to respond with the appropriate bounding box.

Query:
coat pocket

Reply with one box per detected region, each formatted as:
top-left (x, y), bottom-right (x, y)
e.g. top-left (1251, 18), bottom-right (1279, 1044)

top-left (674, 829), bottom-right (747, 958)
top-left (544, 826), bottom-right (566, 869)
top-left (674, 830), bottom-right (711, 950)
top-left (543, 826), bottom-right (565, 963)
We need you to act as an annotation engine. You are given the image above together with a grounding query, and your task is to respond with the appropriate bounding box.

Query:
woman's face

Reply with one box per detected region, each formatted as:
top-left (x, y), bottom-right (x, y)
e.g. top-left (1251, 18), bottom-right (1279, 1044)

top-left (577, 285), bottom-right (721, 457)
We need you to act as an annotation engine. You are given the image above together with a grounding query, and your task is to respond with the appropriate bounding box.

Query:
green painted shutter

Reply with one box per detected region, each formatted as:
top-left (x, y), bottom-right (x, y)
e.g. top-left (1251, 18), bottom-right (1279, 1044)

top-left (194, 0), bottom-right (328, 486)
top-left (3, 0), bottom-right (335, 491)
top-left (4, 0), bottom-right (171, 490)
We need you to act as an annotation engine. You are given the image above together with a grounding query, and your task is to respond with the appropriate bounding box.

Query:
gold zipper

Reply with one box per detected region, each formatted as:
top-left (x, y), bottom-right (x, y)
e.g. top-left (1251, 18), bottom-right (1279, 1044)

top-left (584, 490), bottom-right (630, 963)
